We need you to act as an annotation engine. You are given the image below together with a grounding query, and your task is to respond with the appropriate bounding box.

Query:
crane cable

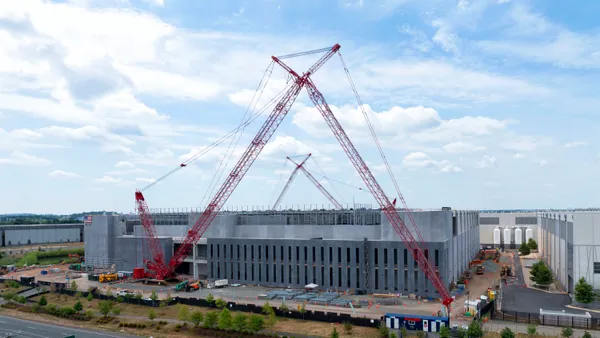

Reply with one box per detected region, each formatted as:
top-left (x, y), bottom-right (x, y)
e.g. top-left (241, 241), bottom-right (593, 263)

top-left (309, 156), bottom-right (346, 205)
top-left (302, 167), bottom-right (366, 193)
top-left (140, 68), bottom-right (294, 193)
top-left (337, 52), bottom-right (427, 245)
top-left (268, 159), bottom-right (290, 208)
top-left (199, 62), bottom-right (275, 209)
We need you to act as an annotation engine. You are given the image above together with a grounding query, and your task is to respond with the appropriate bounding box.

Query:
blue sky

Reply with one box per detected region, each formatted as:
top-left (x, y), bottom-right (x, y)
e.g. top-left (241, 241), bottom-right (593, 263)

top-left (0, 0), bottom-right (599, 214)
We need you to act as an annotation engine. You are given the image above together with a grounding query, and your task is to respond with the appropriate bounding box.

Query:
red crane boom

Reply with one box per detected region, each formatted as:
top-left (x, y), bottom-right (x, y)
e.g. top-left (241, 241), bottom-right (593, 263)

top-left (287, 156), bottom-right (343, 210)
top-left (134, 191), bottom-right (170, 278)
top-left (271, 154), bottom-right (312, 210)
top-left (164, 45), bottom-right (342, 277)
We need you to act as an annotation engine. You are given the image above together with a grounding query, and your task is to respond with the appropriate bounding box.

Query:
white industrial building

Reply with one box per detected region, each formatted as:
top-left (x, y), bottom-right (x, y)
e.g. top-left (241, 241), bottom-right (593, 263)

top-left (479, 212), bottom-right (538, 249)
top-left (539, 212), bottom-right (600, 293)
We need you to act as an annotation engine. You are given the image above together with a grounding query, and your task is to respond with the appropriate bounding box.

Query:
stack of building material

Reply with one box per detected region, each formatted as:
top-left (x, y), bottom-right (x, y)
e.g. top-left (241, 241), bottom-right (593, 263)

top-left (293, 293), bottom-right (316, 302)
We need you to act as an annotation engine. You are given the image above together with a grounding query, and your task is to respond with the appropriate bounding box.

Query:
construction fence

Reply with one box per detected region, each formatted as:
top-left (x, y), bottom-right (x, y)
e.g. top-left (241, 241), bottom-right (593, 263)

top-left (497, 310), bottom-right (597, 330)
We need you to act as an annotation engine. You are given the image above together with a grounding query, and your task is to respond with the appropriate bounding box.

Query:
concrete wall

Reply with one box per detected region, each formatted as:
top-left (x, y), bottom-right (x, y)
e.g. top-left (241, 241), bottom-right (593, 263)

top-left (84, 215), bottom-right (126, 268)
top-left (479, 212), bottom-right (539, 247)
top-left (0, 224), bottom-right (83, 246)
top-left (117, 236), bottom-right (173, 272)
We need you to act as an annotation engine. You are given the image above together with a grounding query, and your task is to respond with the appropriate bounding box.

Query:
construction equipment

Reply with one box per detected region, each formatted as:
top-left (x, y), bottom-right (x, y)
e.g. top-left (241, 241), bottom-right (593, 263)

top-left (135, 44), bottom-right (454, 313)
top-left (500, 265), bottom-right (512, 278)
top-left (272, 154), bottom-right (343, 210)
top-left (99, 273), bottom-right (118, 283)
top-left (175, 280), bottom-right (189, 292)
top-left (476, 265), bottom-right (485, 275)
top-left (175, 280), bottom-right (203, 292)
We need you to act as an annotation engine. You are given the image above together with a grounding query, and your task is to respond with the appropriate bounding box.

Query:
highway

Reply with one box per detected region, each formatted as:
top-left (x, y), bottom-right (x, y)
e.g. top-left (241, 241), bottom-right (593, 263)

top-left (0, 315), bottom-right (136, 338)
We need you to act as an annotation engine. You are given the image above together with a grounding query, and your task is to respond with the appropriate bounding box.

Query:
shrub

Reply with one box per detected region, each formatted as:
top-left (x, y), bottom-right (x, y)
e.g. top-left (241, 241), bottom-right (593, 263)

top-left (582, 331), bottom-right (592, 338)
top-left (218, 308), bottom-right (232, 330)
top-left (343, 322), bottom-right (352, 334)
top-left (500, 327), bottom-right (515, 338)
top-left (98, 300), bottom-right (113, 318)
top-left (439, 325), bottom-right (450, 338)
top-left (148, 309), bottom-right (157, 321)
top-left (15, 296), bottom-right (27, 304)
top-left (378, 322), bottom-right (389, 338)
top-left (206, 293), bottom-right (214, 304)
top-left (330, 327), bottom-right (339, 338)
top-left (247, 314), bottom-right (265, 334)
top-left (215, 298), bottom-right (227, 309)
top-left (561, 327), bottom-right (573, 337)
top-left (116, 296), bottom-right (124, 303)
top-left (73, 301), bottom-right (83, 312)
top-left (86, 293), bottom-right (93, 302)
top-left (203, 311), bottom-right (218, 329)
top-left (527, 324), bottom-right (537, 336)
top-left (85, 309), bottom-right (95, 318)
top-left (111, 306), bottom-right (121, 316)
top-left (2, 291), bottom-right (16, 301)
top-left (60, 307), bottom-right (76, 316)
top-left (178, 304), bottom-right (189, 322)
top-left (150, 290), bottom-right (158, 301)
top-left (190, 310), bottom-right (203, 327)
top-left (38, 295), bottom-right (47, 306)
top-left (231, 313), bottom-right (247, 332)
top-left (467, 320), bottom-right (484, 337)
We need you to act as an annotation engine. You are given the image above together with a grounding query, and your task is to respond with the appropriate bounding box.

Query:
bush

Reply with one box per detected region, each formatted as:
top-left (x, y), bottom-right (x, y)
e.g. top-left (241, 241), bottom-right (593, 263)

top-left (215, 298), bottom-right (227, 309)
top-left (206, 293), bottom-right (214, 304)
top-left (378, 322), bottom-right (389, 338)
top-left (190, 310), bottom-right (203, 327)
top-left (247, 314), bottom-right (265, 334)
top-left (98, 300), bottom-right (113, 318)
top-left (218, 308), bottom-right (232, 330)
top-left (178, 304), bottom-right (189, 322)
top-left (330, 327), bottom-right (339, 338)
top-left (4, 280), bottom-right (20, 289)
top-left (111, 306), bottom-right (121, 316)
top-left (231, 313), bottom-right (247, 332)
top-left (575, 277), bottom-right (595, 306)
top-left (148, 309), bottom-right (157, 321)
top-left (582, 331), bottom-right (592, 338)
top-left (439, 325), bottom-right (450, 338)
top-left (500, 327), bottom-right (515, 338)
top-left (2, 291), bottom-right (16, 301)
top-left (73, 301), bottom-right (83, 312)
top-left (527, 238), bottom-right (538, 250)
top-left (343, 322), bottom-right (352, 334)
top-left (561, 327), bottom-right (573, 337)
top-left (467, 320), bottom-right (484, 337)
top-left (203, 311), bottom-right (218, 329)
top-left (519, 242), bottom-right (531, 256)
top-left (87, 293), bottom-right (93, 302)
top-left (15, 296), bottom-right (27, 304)
top-left (38, 295), bottom-right (47, 306)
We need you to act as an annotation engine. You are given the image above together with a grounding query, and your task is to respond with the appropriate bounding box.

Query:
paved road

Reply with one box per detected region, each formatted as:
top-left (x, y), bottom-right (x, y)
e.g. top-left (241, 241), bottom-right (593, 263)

top-left (0, 315), bottom-right (135, 338)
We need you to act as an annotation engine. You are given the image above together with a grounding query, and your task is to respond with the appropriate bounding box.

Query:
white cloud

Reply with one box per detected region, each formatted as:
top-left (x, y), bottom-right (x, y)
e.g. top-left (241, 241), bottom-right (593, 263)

top-left (135, 177), bottom-right (156, 183)
top-left (502, 135), bottom-right (551, 152)
top-left (564, 141), bottom-right (587, 148)
top-left (0, 151), bottom-right (51, 166)
top-left (48, 170), bottom-right (81, 178)
top-left (115, 161), bottom-right (135, 168)
top-left (432, 19), bottom-right (460, 54)
top-left (539, 159), bottom-right (548, 167)
top-left (476, 155), bottom-right (497, 169)
top-left (514, 153), bottom-right (526, 159)
top-left (443, 141), bottom-right (486, 153)
top-left (402, 152), bottom-right (462, 173)
top-left (95, 175), bottom-right (122, 183)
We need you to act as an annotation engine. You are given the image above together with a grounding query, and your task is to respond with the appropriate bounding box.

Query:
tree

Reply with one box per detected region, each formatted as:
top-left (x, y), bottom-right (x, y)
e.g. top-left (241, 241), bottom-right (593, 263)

top-left (262, 301), bottom-right (274, 315)
top-left (582, 331), bottom-right (592, 338)
top-left (98, 301), bottom-right (113, 318)
top-left (73, 301), bottom-right (83, 312)
top-left (280, 301), bottom-right (289, 313)
top-left (343, 322), bottom-right (353, 335)
top-left (215, 298), bottom-right (227, 309)
top-left (218, 308), bottom-right (232, 330)
top-left (190, 310), bottom-right (203, 327)
top-left (206, 293), bottom-right (215, 304)
top-left (561, 327), bottom-right (573, 338)
top-left (519, 242), bottom-right (531, 256)
top-left (148, 309), bottom-right (157, 321)
top-left (70, 281), bottom-right (78, 292)
top-left (231, 313), bottom-right (247, 332)
top-left (457, 328), bottom-right (466, 338)
top-left (467, 320), bottom-right (484, 338)
top-left (203, 311), bottom-right (218, 329)
top-left (75, 291), bottom-right (82, 299)
top-left (378, 322), bottom-right (389, 338)
top-left (266, 311), bottom-right (277, 330)
top-left (500, 327), bottom-right (515, 338)
top-left (527, 238), bottom-right (538, 250)
top-left (247, 314), bottom-right (265, 334)
top-left (439, 325), bottom-right (450, 338)
top-left (111, 306), bottom-right (121, 316)
top-left (86, 293), bottom-right (93, 302)
top-left (150, 290), bottom-right (158, 301)
top-left (330, 327), bottom-right (339, 338)
top-left (38, 295), bottom-right (47, 306)
top-left (575, 277), bottom-right (595, 306)
top-left (178, 304), bottom-right (189, 323)
top-left (530, 260), bottom-right (553, 286)
top-left (527, 324), bottom-right (537, 337)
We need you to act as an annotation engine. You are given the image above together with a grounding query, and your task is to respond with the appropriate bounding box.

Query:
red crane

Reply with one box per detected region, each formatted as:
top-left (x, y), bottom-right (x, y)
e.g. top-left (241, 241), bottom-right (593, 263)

top-left (272, 154), bottom-right (343, 210)
top-left (145, 43), bottom-right (453, 312)
top-left (134, 190), bottom-right (170, 279)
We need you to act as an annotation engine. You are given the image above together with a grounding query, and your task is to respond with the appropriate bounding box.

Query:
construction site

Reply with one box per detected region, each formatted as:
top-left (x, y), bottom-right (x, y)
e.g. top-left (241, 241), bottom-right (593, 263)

top-left (0, 44), bottom-right (509, 334)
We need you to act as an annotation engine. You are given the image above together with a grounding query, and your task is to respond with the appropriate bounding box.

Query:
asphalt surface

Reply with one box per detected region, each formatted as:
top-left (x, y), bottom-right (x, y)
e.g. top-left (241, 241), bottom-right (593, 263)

top-left (0, 315), bottom-right (135, 338)
top-left (501, 253), bottom-right (598, 318)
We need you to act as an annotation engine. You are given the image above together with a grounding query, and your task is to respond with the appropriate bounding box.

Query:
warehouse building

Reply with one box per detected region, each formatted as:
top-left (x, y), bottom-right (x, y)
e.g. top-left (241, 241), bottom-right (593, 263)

top-left (85, 207), bottom-right (480, 298)
top-left (0, 224), bottom-right (83, 246)
top-left (479, 212), bottom-right (539, 249)
top-left (538, 212), bottom-right (600, 293)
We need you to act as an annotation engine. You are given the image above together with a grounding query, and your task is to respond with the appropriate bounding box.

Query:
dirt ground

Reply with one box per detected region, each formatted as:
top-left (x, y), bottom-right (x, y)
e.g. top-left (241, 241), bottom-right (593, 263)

top-left (30, 292), bottom-right (380, 337)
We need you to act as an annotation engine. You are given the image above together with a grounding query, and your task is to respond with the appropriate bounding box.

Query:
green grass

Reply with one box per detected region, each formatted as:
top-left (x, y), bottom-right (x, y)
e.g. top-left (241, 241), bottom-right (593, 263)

top-left (15, 248), bottom-right (84, 267)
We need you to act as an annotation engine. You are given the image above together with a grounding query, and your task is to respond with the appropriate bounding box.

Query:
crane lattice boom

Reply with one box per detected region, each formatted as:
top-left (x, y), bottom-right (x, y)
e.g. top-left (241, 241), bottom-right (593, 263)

top-left (271, 154), bottom-right (312, 210)
top-left (287, 156), bottom-right (343, 210)
top-left (134, 191), bottom-right (170, 278)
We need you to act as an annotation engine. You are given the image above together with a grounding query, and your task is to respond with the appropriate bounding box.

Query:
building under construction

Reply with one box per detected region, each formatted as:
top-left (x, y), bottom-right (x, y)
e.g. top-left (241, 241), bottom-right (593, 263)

top-left (84, 207), bottom-right (479, 298)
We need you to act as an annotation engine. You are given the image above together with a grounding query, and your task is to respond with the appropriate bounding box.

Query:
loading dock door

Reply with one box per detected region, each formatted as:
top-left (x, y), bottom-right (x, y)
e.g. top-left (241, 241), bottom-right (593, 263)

top-left (431, 321), bottom-right (437, 332)
top-left (386, 317), bottom-right (391, 328)
top-left (394, 318), bottom-right (399, 329)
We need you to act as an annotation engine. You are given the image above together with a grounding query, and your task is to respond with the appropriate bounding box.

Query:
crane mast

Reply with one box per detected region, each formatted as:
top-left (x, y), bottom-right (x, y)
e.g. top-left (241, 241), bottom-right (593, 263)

top-left (271, 154), bottom-right (312, 210)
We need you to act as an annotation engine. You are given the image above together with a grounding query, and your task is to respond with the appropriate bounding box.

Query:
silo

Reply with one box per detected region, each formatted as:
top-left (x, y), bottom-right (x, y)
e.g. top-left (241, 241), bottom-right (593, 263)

top-left (525, 228), bottom-right (533, 243)
top-left (493, 228), bottom-right (501, 247)
top-left (515, 228), bottom-right (523, 245)
top-left (503, 228), bottom-right (511, 246)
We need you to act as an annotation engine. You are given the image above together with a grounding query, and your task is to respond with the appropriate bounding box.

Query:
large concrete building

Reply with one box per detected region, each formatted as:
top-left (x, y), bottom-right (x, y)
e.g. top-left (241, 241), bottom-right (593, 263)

top-left (0, 224), bottom-right (83, 247)
top-left (538, 212), bottom-right (600, 293)
top-left (479, 212), bottom-right (539, 249)
top-left (85, 207), bottom-right (480, 298)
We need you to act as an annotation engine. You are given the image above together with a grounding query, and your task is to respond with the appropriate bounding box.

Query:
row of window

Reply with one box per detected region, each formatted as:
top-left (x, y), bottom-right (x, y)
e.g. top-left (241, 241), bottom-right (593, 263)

top-left (209, 261), bottom-right (432, 293)
top-left (209, 244), bottom-right (440, 266)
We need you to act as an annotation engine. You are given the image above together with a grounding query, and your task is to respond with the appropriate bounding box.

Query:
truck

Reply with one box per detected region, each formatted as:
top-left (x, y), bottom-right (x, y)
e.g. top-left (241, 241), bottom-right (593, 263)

top-left (476, 265), bottom-right (485, 275)
top-left (207, 279), bottom-right (229, 289)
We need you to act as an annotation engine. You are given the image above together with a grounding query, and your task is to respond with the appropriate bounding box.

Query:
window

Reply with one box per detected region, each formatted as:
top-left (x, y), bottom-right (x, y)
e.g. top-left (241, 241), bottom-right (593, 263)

top-left (594, 262), bottom-right (600, 274)
top-left (224, 245), bottom-right (227, 259)
top-left (312, 247), bottom-right (315, 261)
top-left (329, 247), bottom-right (333, 262)
top-left (338, 267), bottom-right (342, 287)
top-left (321, 247), bottom-right (324, 261)
top-left (296, 246), bottom-right (300, 261)
top-left (217, 245), bottom-right (220, 258)
top-left (435, 250), bottom-right (439, 266)
top-left (375, 268), bottom-right (379, 289)
top-left (304, 246), bottom-right (307, 261)
top-left (280, 246), bottom-right (284, 261)
top-left (452, 216), bottom-right (458, 236)
top-left (338, 247), bottom-right (341, 263)
top-left (347, 248), bottom-right (350, 263)
top-left (244, 245), bottom-right (247, 260)
top-left (384, 248), bottom-right (388, 264)
top-left (403, 249), bottom-right (408, 266)
top-left (424, 249), bottom-right (429, 261)
top-left (356, 248), bottom-right (360, 263)
top-left (273, 246), bottom-right (276, 261)
top-left (480, 217), bottom-right (500, 225)
top-left (516, 217), bottom-right (537, 225)
top-left (259, 246), bottom-right (261, 259)
top-left (394, 249), bottom-right (398, 265)
top-left (251, 245), bottom-right (254, 259)
top-left (258, 264), bottom-right (261, 282)
top-left (375, 248), bottom-right (379, 264)
top-left (266, 246), bottom-right (269, 260)
top-left (288, 246), bottom-right (292, 261)
top-left (210, 244), bottom-right (213, 257)
top-left (356, 267), bottom-right (360, 288)
top-left (237, 245), bottom-right (240, 259)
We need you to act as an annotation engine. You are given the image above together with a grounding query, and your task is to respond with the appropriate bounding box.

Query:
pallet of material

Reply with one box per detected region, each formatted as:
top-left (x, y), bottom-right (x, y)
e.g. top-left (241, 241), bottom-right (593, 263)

top-left (372, 293), bottom-right (399, 298)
